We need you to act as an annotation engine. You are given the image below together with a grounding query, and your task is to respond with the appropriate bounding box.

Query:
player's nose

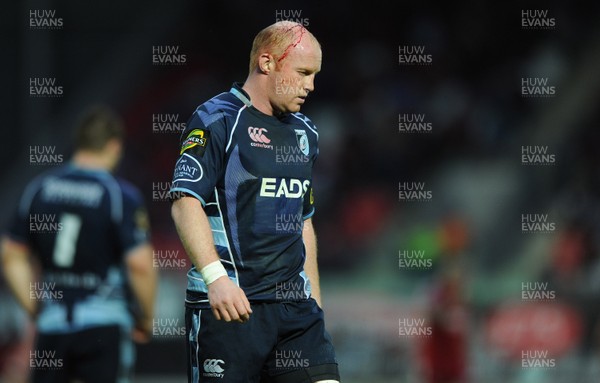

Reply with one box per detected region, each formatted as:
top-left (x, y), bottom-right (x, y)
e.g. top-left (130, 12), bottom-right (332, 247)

top-left (304, 74), bottom-right (315, 93)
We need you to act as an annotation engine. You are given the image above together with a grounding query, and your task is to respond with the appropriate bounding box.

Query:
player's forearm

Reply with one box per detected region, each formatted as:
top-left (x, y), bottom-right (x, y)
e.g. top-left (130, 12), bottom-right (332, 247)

top-left (171, 196), bottom-right (221, 270)
top-left (126, 243), bottom-right (157, 324)
top-left (1, 238), bottom-right (37, 317)
top-left (302, 219), bottom-right (322, 306)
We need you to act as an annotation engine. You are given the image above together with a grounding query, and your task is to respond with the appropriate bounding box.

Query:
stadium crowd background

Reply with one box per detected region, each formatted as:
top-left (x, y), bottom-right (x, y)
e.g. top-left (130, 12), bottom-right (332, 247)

top-left (2, 1), bottom-right (600, 382)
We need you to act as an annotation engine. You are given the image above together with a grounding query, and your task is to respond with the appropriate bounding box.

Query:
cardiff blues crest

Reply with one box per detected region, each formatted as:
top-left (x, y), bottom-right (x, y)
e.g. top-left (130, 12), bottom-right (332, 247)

top-left (295, 129), bottom-right (309, 156)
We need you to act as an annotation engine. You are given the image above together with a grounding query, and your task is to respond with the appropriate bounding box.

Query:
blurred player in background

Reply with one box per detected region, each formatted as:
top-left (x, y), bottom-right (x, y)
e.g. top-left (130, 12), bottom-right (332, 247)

top-left (170, 21), bottom-right (340, 382)
top-left (0, 279), bottom-right (33, 383)
top-left (1, 106), bottom-right (157, 383)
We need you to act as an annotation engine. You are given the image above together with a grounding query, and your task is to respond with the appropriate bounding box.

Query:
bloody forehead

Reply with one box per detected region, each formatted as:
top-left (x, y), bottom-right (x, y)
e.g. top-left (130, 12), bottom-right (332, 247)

top-left (276, 24), bottom-right (307, 63)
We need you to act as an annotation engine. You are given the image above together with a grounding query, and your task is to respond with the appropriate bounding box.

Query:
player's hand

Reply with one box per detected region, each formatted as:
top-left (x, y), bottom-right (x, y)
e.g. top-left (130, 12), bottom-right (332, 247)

top-left (207, 276), bottom-right (252, 323)
top-left (131, 318), bottom-right (152, 344)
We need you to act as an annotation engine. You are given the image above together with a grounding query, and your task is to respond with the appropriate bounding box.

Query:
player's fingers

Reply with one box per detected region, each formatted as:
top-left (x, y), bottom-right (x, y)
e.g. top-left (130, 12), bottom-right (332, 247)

top-left (233, 300), bottom-right (250, 323)
top-left (240, 295), bottom-right (253, 319)
top-left (212, 306), bottom-right (223, 321)
top-left (131, 328), bottom-right (150, 344)
top-left (225, 304), bottom-right (241, 323)
top-left (242, 293), bottom-right (253, 314)
top-left (221, 305), bottom-right (235, 322)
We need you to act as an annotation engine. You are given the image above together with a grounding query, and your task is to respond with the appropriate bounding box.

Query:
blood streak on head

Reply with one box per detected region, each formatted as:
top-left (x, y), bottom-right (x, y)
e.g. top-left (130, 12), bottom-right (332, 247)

top-left (277, 24), bottom-right (306, 63)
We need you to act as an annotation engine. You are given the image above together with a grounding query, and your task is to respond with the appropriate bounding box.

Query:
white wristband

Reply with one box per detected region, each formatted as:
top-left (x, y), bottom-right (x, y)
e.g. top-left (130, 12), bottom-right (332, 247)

top-left (200, 260), bottom-right (228, 285)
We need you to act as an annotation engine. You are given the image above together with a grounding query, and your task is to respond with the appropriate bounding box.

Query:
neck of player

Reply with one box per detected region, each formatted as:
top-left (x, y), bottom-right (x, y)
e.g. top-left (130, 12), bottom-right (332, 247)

top-left (242, 78), bottom-right (278, 117)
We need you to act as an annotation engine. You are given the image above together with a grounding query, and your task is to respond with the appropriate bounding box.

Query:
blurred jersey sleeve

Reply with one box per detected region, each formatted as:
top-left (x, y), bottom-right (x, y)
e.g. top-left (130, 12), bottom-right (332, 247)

top-left (5, 178), bottom-right (43, 246)
top-left (119, 182), bottom-right (151, 255)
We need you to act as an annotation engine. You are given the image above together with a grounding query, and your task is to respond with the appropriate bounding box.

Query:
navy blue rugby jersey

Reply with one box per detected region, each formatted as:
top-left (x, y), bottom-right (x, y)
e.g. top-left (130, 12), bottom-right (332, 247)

top-left (6, 164), bottom-right (150, 332)
top-left (170, 83), bottom-right (318, 308)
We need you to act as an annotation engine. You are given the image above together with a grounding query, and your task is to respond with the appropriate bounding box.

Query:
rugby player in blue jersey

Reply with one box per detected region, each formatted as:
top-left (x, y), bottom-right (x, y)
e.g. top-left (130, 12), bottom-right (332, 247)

top-left (1, 106), bottom-right (157, 383)
top-left (170, 21), bottom-right (339, 382)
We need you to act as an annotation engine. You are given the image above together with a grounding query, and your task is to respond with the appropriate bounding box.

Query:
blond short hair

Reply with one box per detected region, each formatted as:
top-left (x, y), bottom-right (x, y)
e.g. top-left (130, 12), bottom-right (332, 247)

top-left (248, 21), bottom-right (319, 73)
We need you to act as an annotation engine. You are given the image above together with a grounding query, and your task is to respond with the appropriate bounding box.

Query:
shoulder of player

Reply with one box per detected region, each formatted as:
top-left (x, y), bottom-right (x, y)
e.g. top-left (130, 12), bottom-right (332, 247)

top-left (187, 92), bottom-right (245, 132)
top-left (23, 166), bottom-right (71, 195)
top-left (113, 177), bottom-right (144, 203)
top-left (86, 172), bottom-right (144, 206)
top-left (16, 166), bottom-right (71, 215)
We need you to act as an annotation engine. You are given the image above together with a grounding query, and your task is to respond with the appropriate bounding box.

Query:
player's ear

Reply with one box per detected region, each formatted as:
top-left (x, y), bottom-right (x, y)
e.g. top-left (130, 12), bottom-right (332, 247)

top-left (106, 138), bottom-right (122, 155)
top-left (258, 54), bottom-right (274, 74)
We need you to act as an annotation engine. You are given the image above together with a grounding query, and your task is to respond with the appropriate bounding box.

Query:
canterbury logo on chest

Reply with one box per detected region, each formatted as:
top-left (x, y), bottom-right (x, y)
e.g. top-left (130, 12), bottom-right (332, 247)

top-left (247, 126), bottom-right (273, 150)
top-left (245, 125), bottom-right (310, 156)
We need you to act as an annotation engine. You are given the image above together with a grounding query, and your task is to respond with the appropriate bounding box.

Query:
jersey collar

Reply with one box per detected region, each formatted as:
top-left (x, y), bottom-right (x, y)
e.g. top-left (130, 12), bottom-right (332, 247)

top-left (230, 83), bottom-right (252, 107)
top-left (230, 82), bottom-right (291, 122)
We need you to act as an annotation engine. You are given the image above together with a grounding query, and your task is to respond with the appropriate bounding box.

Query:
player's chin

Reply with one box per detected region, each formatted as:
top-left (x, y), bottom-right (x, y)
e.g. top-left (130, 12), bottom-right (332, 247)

top-left (287, 103), bottom-right (303, 113)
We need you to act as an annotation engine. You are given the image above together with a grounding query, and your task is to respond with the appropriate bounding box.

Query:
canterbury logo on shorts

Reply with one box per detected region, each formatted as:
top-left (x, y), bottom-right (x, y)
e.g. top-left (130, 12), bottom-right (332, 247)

top-left (202, 359), bottom-right (225, 378)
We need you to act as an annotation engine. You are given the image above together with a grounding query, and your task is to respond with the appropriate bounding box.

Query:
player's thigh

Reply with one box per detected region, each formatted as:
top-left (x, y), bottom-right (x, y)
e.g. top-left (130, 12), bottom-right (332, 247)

top-left (71, 325), bottom-right (131, 383)
top-left (264, 299), bottom-right (340, 383)
top-left (266, 364), bottom-right (340, 383)
top-left (31, 332), bottom-right (69, 383)
top-left (186, 305), bottom-right (278, 383)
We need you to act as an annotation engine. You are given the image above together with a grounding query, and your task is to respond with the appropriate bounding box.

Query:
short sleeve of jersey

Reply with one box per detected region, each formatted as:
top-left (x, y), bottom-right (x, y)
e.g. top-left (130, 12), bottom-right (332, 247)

top-left (301, 118), bottom-right (319, 220)
top-left (169, 109), bottom-right (227, 205)
top-left (119, 182), bottom-right (151, 255)
top-left (6, 201), bottom-right (32, 245)
top-left (302, 185), bottom-right (315, 220)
